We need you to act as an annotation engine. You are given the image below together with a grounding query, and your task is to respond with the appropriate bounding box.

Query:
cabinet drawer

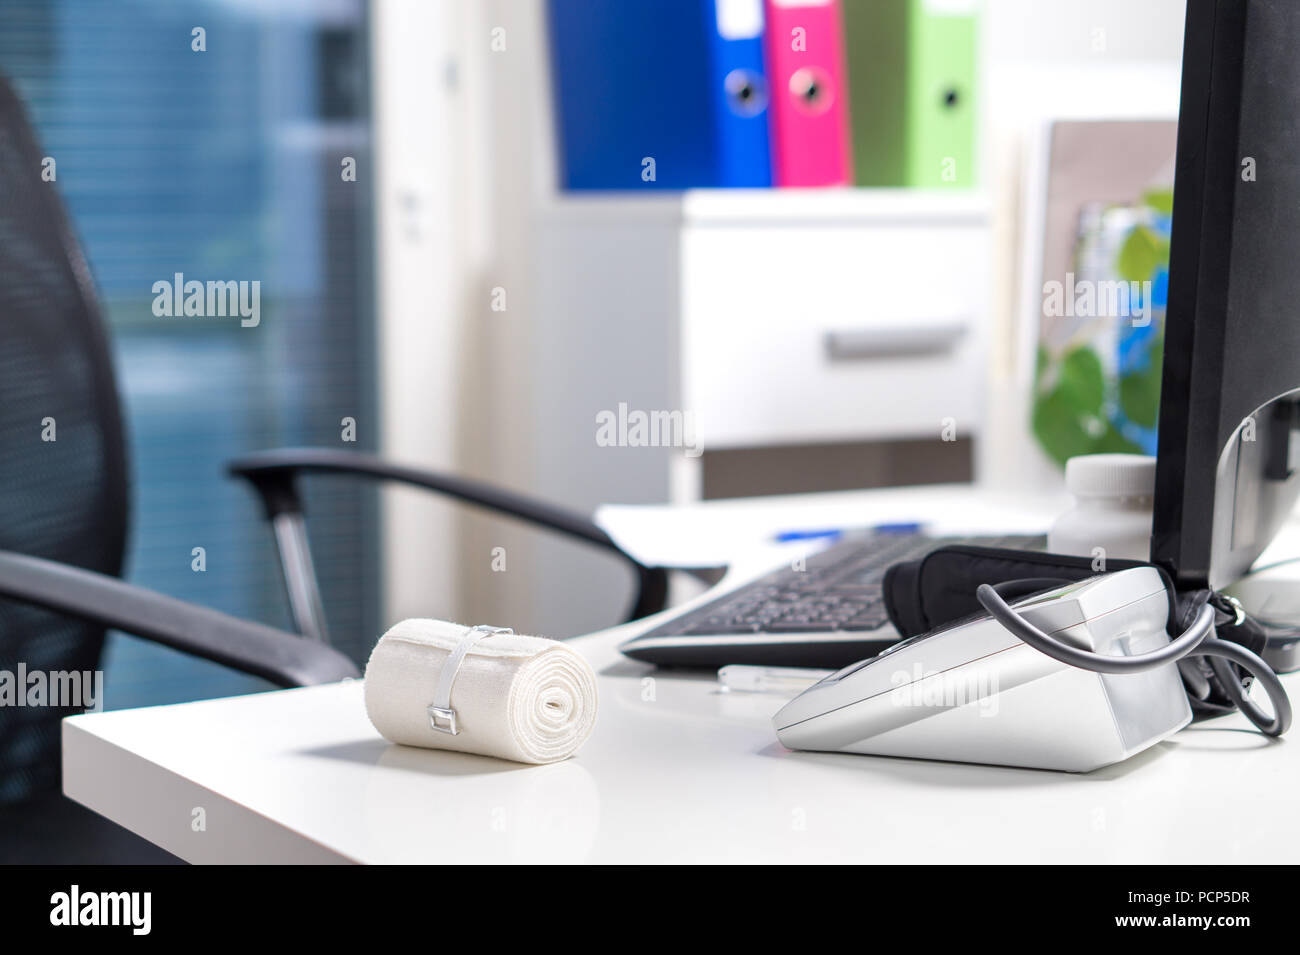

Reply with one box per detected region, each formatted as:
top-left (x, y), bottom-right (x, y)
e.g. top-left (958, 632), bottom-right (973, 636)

top-left (680, 218), bottom-right (988, 450)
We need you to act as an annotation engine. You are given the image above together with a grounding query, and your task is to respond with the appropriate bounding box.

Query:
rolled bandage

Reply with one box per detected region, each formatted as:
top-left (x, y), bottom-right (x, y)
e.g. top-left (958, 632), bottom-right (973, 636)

top-left (364, 619), bottom-right (598, 764)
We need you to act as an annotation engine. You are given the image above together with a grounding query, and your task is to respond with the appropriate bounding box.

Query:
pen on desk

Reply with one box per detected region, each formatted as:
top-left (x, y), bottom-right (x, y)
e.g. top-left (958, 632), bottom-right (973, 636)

top-left (717, 665), bottom-right (835, 694)
top-left (772, 528), bottom-right (843, 543)
top-left (771, 521), bottom-right (923, 544)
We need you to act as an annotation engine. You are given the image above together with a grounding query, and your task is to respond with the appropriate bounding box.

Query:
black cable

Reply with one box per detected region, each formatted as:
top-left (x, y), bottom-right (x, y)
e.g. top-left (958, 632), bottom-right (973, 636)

top-left (990, 577), bottom-right (1073, 601)
top-left (978, 583), bottom-right (1216, 672)
top-left (1177, 657), bottom-right (1214, 701)
top-left (975, 583), bottom-right (1292, 738)
top-left (1198, 640), bottom-right (1292, 736)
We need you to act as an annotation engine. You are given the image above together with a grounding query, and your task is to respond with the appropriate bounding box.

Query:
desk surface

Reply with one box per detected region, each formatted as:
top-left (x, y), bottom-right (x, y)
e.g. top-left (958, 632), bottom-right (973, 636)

top-left (596, 483), bottom-right (1071, 567)
top-left (64, 618), bottom-right (1298, 864)
top-left (63, 486), bottom-right (1300, 864)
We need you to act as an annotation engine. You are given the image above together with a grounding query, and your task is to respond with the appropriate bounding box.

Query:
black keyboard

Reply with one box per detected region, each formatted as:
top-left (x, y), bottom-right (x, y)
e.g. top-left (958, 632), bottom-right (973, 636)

top-left (619, 531), bottom-right (1042, 668)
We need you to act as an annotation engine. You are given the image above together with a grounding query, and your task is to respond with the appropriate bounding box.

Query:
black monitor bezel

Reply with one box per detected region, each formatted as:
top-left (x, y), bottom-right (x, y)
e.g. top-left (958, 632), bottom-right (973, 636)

top-left (1152, 0), bottom-right (1249, 588)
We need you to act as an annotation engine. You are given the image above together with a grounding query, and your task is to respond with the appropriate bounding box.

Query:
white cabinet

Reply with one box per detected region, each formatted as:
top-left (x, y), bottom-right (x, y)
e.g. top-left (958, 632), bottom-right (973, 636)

top-left (522, 190), bottom-right (991, 637)
top-left (679, 191), bottom-right (989, 453)
top-left (530, 189), bottom-right (992, 518)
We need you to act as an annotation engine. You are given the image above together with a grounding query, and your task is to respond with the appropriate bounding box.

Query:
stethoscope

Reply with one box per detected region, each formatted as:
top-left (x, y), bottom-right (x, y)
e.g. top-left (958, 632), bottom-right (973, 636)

top-left (976, 578), bottom-right (1292, 737)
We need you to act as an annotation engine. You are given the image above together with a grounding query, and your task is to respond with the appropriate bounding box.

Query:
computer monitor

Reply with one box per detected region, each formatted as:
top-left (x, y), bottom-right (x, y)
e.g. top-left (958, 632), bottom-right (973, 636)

top-left (1153, 0), bottom-right (1300, 590)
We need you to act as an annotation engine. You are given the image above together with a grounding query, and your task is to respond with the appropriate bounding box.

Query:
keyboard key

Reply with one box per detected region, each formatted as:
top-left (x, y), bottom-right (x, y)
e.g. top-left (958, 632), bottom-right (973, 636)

top-left (764, 621), bottom-right (842, 632)
top-left (684, 622), bottom-right (761, 634)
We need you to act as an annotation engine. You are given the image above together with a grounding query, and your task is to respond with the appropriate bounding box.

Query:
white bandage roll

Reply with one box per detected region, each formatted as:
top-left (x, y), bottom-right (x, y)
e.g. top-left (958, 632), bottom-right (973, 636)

top-left (363, 619), bottom-right (598, 764)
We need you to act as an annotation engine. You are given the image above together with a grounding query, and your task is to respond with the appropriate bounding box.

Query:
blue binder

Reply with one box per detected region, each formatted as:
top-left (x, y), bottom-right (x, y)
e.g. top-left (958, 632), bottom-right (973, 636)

top-left (547, 0), bottom-right (772, 190)
top-left (709, 0), bottom-right (773, 187)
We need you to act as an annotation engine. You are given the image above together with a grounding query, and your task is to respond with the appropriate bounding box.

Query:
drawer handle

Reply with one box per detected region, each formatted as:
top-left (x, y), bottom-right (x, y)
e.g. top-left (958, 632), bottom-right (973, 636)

top-left (823, 323), bottom-right (968, 361)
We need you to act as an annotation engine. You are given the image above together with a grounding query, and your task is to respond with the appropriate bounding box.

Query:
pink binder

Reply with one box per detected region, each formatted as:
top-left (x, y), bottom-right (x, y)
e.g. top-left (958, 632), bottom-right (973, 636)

top-left (763, 0), bottom-right (853, 187)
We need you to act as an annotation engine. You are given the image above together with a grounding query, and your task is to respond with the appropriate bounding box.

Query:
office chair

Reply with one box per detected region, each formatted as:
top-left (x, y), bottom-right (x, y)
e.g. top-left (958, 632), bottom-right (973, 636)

top-left (0, 75), bottom-right (668, 861)
top-left (0, 77), bottom-right (360, 862)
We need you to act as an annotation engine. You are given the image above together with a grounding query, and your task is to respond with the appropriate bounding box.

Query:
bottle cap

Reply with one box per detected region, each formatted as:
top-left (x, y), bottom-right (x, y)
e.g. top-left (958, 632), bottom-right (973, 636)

top-left (1065, 453), bottom-right (1157, 498)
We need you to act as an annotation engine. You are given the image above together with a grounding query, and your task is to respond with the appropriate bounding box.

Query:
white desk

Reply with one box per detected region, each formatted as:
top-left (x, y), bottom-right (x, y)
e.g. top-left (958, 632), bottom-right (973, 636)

top-left (596, 482), bottom-right (1070, 568)
top-left (62, 487), bottom-right (1300, 864)
top-left (64, 613), bottom-right (1299, 864)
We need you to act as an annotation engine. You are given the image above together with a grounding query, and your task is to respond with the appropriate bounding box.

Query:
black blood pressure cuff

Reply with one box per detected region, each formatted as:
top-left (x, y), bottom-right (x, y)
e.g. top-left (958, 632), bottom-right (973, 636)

top-left (882, 545), bottom-right (1268, 717)
top-left (882, 545), bottom-right (1159, 637)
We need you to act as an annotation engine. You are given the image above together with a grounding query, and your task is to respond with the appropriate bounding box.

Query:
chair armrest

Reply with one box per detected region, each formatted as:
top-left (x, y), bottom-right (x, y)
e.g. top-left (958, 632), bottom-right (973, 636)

top-left (0, 550), bottom-right (360, 688)
top-left (227, 447), bottom-right (669, 622)
top-left (228, 447), bottom-right (621, 552)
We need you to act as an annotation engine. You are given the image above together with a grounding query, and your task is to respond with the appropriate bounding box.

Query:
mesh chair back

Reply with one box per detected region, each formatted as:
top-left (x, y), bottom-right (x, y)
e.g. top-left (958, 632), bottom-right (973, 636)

top-left (0, 76), bottom-right (129, 802)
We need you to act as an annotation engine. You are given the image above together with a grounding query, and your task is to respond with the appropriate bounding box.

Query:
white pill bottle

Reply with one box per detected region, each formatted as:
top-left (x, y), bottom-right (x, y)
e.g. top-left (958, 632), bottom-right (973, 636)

top-left (1048, 453), bottom-right (1157, 564)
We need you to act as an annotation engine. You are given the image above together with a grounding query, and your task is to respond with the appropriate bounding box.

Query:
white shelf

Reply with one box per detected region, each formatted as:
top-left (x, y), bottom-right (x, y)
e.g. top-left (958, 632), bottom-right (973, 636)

top-left (536, 187), bottom-right (991, 226)
top-left (681, 187), bottom-right (990, 226)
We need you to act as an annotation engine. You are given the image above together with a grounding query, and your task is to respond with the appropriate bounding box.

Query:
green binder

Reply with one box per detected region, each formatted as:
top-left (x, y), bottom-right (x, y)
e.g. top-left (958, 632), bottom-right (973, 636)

top-left (842, 0), bottom-right (979, 188)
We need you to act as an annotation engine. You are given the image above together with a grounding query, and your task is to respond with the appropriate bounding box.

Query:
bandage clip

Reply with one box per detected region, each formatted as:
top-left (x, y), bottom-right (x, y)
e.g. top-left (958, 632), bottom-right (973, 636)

top-left (427, 625), bottom-right (514, 735)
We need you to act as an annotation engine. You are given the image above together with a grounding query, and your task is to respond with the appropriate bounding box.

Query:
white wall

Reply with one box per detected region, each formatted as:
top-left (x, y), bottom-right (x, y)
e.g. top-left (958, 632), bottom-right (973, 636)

top-left (980, 0), bottom-right (1186, 491)
top-left (986, 0), bottom-right (1185, 62)
top-left (458, 0), bottom-right (559, 633)
top-left (457, 0), bottom-right (684, 637)
top-left (373, 0), bottom-right (618, 635)
top-left (372, 0), bottom-right (490, 627)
